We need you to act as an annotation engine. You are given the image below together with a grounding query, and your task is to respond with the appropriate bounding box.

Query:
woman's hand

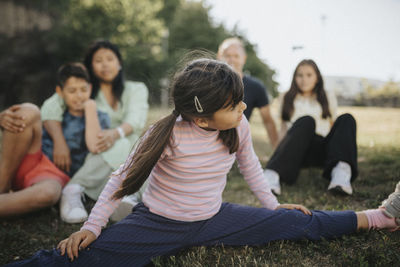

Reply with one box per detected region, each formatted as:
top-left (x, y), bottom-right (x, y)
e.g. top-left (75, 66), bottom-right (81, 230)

top-left (57, 230), bottom-right (97, 261)
top-left (95, 129), bottom-right (118, 152)
top-left (275, 203), bottom-right (312, 215)
top-left (0, 105), bottom-right (26, 133)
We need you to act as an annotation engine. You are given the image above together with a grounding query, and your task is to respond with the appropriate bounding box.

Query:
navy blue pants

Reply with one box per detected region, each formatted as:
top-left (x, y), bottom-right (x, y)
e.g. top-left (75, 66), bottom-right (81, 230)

top-left (5, 203), bottom-right (357, 267)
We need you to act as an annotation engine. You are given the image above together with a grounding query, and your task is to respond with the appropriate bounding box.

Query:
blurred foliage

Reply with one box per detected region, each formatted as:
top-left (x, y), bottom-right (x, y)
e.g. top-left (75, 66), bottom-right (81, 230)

top-left (354, 80), bottom-right (400, 107)
top-left (365, 80), bottom-right (400, 97)
top-left (42, 0), bottom-right (167, 102)
top-left (167, 1), bottom-right (278, 96)
top-left (0, 0), bottom-right (278, 108)
top-left (242, 39), bottom-right (279, 97)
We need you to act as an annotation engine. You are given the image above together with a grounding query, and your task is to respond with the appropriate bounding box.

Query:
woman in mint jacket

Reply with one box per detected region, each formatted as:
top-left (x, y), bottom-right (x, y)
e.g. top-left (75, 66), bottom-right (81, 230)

top-left (41, 40), bottom-right (148, 223)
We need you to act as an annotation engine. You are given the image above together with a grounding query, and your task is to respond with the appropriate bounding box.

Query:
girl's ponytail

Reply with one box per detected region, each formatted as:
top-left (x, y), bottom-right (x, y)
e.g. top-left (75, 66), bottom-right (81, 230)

top-left (112, 111), bottom-right (178, 199)
top-left (113, 58), bottom-right (244, 199)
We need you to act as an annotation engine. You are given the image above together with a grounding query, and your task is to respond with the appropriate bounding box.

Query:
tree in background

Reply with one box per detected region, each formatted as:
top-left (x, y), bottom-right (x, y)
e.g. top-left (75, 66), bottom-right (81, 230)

top-left (165, 1), bottom-right (278, 97)
top-left (0, 0), bottom-right (166, 106)
top-left (242, 40), bottom-right (279, 97)
top-left (0, 0), bottom-right (277, 108)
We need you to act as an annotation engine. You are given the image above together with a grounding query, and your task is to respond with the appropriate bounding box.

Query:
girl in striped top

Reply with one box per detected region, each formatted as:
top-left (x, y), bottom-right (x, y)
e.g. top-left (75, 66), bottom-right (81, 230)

top-left (7, 59), bottom-right (399, 267)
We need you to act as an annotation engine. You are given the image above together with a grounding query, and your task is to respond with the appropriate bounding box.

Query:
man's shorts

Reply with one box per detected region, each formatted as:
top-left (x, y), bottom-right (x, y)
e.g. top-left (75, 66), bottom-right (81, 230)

top-left (12, 150), bottom-right (70, 190)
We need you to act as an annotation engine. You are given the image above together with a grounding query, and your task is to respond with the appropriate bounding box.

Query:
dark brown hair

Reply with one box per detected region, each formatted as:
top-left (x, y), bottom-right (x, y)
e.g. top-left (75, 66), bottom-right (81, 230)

top-left (281, 59), bottom-right (331, 121)
top-left (84, 40), bottom-right (124, 102)
top-left (56, 62), bottom-right (90, 88)
top-left (113, 58), bottom-right (244, 199)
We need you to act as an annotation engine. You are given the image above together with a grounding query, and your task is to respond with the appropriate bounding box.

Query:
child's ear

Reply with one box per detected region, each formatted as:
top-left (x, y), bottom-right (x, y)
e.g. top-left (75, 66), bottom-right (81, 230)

top-left (193, 117), bottom-right (209, 128)
top-left (55, 86), bottom-right (63, 97)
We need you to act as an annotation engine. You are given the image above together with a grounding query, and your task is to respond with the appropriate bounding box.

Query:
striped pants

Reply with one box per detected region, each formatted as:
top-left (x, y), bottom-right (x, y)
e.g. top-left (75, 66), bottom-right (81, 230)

top-left (5, 202), bottom-right (357, 267)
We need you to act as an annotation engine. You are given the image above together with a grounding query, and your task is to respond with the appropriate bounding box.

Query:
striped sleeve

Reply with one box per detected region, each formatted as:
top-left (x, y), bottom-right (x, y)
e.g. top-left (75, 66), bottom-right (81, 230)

top-left (80, 125), bottom-right (168, 237)
top-left (80, 158), bottom-right (129, 237)
top-left (235, 116), bottom-right (280, 210)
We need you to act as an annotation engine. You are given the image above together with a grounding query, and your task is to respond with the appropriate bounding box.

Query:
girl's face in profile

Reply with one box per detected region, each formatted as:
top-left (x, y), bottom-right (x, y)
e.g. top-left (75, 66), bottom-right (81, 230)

top-left (92, 48), bottom-right (121, 83)
top-left (204, 101), bottom-right (247, 131)
top-left (295, 64), bottom-right (318, 96)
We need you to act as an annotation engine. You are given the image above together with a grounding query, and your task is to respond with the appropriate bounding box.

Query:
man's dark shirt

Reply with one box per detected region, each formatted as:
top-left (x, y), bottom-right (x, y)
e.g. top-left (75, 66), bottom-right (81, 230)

top-left (242, 75), bottom-right (270, 120)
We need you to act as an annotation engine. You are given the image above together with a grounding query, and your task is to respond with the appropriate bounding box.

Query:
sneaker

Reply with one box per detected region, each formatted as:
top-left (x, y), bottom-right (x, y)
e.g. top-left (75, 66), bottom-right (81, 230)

top-left (381, 181), bottom-right (400, 227)
top-left (110, 194), bottom-right (139, 222)
top-left (328, 183), bottom-right (353, 195)
top-left (263, 169), bottom-right (281, 195)
top-left (60, 184), bottom-right (88, 224)
top-left (328, 161), bottom-right (353, 195)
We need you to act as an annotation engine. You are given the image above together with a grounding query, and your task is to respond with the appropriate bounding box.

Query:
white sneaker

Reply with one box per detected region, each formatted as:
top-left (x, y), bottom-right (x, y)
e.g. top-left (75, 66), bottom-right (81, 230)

top-left (60, 184), bottom-right (88, 223)
top-left (263, 169), bottom-right (281, 195)
top-left (328, 161), bottom-right (353, 195)
top-left (110, 194), bottom-right (139, 222)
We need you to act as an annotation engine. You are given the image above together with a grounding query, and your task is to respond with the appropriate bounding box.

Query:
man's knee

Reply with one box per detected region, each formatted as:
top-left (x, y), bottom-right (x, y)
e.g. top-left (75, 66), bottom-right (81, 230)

top-left (19, 103), bottom-right (41, 125)
top-left (32, 180), bottom-right (62, 208)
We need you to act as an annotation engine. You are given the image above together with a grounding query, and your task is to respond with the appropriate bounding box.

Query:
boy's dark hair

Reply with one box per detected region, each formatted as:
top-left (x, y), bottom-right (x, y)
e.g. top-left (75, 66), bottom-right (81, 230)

top-left (84, 40), bottom-right (124, 102)
top-left (56, 62), bottom-right (90, 88)
top-left (281, 59), bottom-right (331, 121)
top-left (113, 58), bottom-right (244, 199)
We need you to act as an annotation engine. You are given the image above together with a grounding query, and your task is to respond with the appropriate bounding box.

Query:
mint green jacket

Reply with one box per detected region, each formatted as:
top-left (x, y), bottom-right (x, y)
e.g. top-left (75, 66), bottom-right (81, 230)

top-left (41, 81), bottom-right (149, 169)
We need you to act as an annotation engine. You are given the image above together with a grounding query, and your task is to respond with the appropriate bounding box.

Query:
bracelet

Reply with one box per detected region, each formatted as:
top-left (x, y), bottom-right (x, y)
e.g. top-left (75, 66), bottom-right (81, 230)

top-left (116, 127), bottom-right (125, 138)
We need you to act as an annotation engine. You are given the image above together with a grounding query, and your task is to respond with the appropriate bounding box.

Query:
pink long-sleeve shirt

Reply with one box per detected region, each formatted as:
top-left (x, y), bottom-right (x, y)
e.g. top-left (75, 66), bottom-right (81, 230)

top-left (82, 116), bottom-right (279, 237)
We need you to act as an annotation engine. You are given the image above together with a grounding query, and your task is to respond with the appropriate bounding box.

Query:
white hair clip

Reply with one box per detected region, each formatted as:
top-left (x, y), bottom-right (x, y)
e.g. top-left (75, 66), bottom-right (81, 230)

top-left (194, 96), bottom-right (204, 113)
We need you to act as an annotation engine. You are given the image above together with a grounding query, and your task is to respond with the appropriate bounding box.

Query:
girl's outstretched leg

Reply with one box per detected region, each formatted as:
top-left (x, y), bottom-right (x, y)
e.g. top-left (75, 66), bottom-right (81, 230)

top-left (191, 203), bottom-right (358, 247)
top-left (5, 203), bottom-right (196, 267)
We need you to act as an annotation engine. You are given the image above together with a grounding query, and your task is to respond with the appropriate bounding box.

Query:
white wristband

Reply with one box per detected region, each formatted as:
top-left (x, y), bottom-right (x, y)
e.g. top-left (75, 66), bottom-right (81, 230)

top-left (116, 127), bottom-right (125, 138)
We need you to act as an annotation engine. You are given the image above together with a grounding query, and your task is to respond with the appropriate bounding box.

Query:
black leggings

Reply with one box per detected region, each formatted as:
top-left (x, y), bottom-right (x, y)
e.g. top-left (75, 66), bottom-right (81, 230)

top-left (266, 114), bottom-right (358, 184)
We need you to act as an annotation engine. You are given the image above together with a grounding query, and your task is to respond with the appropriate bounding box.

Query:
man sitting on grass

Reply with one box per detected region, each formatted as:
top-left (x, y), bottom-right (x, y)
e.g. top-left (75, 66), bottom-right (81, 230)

top-left (0, 62), bottom-right (109, 217)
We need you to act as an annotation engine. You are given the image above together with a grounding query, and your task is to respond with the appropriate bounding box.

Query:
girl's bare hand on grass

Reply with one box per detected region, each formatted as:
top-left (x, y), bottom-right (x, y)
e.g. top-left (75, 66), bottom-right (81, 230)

top-left (276, 204), bottom-right (312, 215)
top-left (57, 230), bottom-right (97, 261)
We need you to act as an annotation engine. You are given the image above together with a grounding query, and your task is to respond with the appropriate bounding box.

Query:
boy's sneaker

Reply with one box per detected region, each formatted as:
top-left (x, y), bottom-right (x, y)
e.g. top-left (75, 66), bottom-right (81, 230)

top-left (263, 169), bottom-right (281, 195)
top-left (381, 181), bottom-right (400, 227)
top-left (328, 161), bottom-right (353, 195)
top-left (60, 184), bottom-right (88, 224)
top-left (110, 194), bottom-right (139, 222)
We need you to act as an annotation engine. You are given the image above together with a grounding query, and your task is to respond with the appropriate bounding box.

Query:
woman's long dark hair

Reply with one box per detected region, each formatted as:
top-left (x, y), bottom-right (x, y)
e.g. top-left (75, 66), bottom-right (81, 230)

top-left (281, 59), bottom-right (331, 121)
top-left (84, 40), bottom-right (124, 102)
top-left (113, 58), bottom-right (244, 199)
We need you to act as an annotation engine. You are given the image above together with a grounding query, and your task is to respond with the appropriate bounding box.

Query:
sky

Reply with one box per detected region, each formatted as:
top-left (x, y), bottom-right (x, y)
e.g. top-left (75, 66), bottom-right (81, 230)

top-left (206, 0), bottom-right (400, 91)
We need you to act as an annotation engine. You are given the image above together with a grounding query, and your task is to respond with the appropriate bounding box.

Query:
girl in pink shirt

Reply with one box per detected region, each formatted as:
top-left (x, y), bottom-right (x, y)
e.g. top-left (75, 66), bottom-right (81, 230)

top-left (7, 59), bottom-right (399, 267)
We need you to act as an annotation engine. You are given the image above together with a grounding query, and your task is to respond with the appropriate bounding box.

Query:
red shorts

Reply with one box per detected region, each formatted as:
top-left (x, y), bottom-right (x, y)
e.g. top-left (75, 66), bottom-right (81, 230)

top-left (12, 150), bottom-right (70, 190)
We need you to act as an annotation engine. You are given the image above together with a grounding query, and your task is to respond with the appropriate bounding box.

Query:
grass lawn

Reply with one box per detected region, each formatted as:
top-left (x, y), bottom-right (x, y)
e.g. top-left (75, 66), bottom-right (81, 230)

top-left (1, 105), bottom-right (400, 266)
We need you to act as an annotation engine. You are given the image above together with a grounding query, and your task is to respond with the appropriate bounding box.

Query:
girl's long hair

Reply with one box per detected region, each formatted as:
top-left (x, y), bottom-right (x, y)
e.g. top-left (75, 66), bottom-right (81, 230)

top-left (281, 59), bottom-right (331, 121)
top-left (83, 40), bottom-right (124, 102)
top-left (113, 58), bottom-right (244, 199)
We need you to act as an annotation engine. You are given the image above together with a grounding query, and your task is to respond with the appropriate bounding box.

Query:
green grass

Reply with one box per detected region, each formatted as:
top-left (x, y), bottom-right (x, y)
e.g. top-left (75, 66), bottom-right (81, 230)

top-left (1, 106), bottom-right (400, 266)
